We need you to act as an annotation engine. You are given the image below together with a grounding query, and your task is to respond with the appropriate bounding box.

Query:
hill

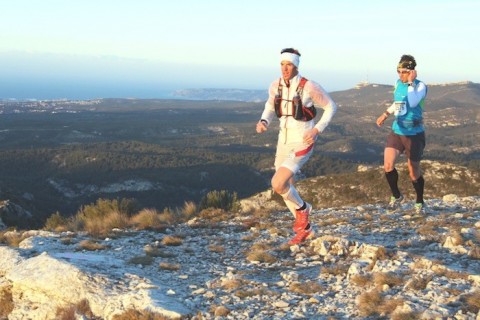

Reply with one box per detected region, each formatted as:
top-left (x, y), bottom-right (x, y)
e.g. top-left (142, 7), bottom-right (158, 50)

top-left (0, 82), bottom-right (478, 228)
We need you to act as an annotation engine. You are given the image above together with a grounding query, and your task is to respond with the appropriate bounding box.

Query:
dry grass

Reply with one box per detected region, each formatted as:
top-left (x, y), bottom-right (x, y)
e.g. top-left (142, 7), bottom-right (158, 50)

top-left (357, 289), bottom-right (404, 317)
top-left (241, 232), bottom-right (260, 241)
top-left (198, 208), bottom-right (231, 223)
top-left (159, 262), bottom-right (180, 271)
top-left (461, 290), bottom-right (480, 314)
top-left (234, 288), bottom-right (271, 299)
top-left (391, 311), bottom-right (420, 320)
top-left (275, 242), bottom-right (293, 252)
top-left (357, 289), bottom-right (383, 317)
top-left (0, 285), bottom-right (14, 318)
top-left (405, 274), bottom-right (433, 291)
top-left (350, 274), bottom-right (372, 287)
top-left (373, 272), bottom-right (404, 288)
top-left (289, 281), bottom-right (323, 295)
top-left (77, 239), bottom-right (107, 251)
top-left (208, 244), bottom-right (225, 253)
top-left (474, 229), bottom-right (480, 243)
top-left (112, 309), bottom-right (172, 320)
top-left (161, 236), bottom-right (183, 246)
top-left (250, 242), bottom-right (273, 251)
top-left (0, 231), bottom-right (26, 247)
top-left (60, 237), bottom-right (75, 245)
top-left (321, 263), bottom-right (350, 276)
top-left (468, 245), bottom-right (480, 259)
top-left (415, 223), bottom-right (440, 239)
top-left (246, 250), bottom-right (277, 264)
top-left (180, 201), bottom-right (198, 220)
top-left (449, 230), bottom-right (465, 246)
top-left (130, 208), bottom-right (167, 231)
top-left (44, 211), bottom-right (68, 232)
top-left (396, 240), bottom-right (411, 247)
top-left (78, 210), bottom-right (130, 238)
top-left (219, 278), bottom-right (244, 291)
top-left (212, 305), bottom-right (230, 317)
top-left (128, 255), bottom-right (154, 266)
top-left (432, 265), bottom-right (468, 280)
top-left (55, 299), bottom-right (95, 320)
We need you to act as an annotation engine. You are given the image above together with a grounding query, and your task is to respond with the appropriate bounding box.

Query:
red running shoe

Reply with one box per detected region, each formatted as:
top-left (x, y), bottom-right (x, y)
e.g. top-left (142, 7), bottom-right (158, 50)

top-left (293, 203), bottom-right (312, 232)
top-left (288, 226), bottom-right (314, 245)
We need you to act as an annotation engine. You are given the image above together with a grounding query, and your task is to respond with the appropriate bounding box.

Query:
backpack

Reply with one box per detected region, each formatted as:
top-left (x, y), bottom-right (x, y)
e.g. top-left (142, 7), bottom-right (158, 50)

top-left (274, 77), bottom-right (317, 121)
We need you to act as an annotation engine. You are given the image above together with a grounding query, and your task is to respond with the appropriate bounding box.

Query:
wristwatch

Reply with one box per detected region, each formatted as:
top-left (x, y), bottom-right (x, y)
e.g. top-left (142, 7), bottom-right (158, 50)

top-left (408, 82), bottom-right (415, 87)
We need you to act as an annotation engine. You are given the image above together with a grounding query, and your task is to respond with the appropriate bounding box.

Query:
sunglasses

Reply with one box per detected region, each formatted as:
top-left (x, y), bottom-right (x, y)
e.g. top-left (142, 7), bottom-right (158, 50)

top-left (397, 69), bottom-right (410, 74)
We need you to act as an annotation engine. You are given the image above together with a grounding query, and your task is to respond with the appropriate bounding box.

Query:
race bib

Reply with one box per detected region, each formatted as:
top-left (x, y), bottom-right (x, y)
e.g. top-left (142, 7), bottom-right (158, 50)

top-left (393, 101), bottom-right (407, 116)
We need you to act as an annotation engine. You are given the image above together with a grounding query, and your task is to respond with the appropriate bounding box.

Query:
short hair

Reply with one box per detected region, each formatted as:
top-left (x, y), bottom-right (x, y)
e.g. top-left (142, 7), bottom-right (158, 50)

top-left (398, 54), bottom-right (416, 70)
top-left (280, 48), bottom-right (301, 56)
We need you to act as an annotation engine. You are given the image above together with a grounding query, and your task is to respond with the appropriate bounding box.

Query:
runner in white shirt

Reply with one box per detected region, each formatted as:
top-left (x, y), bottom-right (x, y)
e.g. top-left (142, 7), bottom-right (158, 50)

top-left (256, 48), bottom-right (337, 245)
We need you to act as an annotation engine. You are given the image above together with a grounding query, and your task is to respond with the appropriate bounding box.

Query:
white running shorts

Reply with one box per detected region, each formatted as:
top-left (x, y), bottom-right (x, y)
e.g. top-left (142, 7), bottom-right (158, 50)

top-left (274, 142), bottom-right (314, 174)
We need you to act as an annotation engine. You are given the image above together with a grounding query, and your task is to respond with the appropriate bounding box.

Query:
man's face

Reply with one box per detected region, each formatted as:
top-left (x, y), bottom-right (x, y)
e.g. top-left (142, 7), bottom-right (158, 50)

top-left (281, 61), bottom-right (298, 81)
top-left (397, 68), bottom-right (411, 83)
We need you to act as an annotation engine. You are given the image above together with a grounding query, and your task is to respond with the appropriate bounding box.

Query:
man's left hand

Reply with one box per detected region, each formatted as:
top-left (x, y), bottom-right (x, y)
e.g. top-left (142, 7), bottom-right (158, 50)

top-left (303, 128), bottom-right (319, 144)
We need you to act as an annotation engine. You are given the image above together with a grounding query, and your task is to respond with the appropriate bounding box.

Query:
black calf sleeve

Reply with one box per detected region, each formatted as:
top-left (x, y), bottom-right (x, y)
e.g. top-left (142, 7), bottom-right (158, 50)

top-left (385, 168), bottom-right (401, 198)
top-left (412, 175), bottom-right (425, 203)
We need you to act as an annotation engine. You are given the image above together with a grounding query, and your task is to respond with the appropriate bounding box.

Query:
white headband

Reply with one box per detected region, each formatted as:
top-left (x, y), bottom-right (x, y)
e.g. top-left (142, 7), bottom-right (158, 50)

top-left (280, 52), bottom-right (300, 67)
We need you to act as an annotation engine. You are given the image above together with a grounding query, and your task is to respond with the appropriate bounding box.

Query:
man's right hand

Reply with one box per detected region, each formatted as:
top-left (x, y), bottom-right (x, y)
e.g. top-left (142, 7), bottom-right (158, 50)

top-left (256, 121), bottom-right (267, 133)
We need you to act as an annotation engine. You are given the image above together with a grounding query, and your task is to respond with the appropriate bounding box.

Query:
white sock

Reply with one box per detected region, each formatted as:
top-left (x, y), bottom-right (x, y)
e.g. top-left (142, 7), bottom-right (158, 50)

top-left (279, 185), bottom-right (303, 209)
top-left (283, 199), bottom-right (298, 218)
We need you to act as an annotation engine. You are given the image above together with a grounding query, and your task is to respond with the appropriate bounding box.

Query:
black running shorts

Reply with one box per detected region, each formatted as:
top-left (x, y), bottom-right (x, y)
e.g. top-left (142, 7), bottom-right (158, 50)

top-left (386, 131), bottom-right (426, 162)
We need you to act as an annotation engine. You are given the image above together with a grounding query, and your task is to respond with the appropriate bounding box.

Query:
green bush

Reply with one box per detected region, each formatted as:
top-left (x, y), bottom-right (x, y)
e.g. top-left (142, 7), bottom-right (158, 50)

top-left (199, 190), bottom-right (239, 211)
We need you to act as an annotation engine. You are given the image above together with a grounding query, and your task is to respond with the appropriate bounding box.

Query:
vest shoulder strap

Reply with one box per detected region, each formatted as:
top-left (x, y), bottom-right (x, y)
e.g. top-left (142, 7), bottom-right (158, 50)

top-left (297, 77), bottom-right (308, 95)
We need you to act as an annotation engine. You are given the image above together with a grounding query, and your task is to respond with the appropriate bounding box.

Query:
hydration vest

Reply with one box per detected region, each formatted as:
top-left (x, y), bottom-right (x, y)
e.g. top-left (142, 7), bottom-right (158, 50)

top-left (274, 77), bottom-right (317, 121)
top-left (392, 79), bottom-right (427, 135)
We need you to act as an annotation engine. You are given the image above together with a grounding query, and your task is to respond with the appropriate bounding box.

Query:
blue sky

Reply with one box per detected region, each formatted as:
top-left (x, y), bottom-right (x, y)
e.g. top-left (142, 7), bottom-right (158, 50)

top-left (1, 0), bottom-right (479, 99)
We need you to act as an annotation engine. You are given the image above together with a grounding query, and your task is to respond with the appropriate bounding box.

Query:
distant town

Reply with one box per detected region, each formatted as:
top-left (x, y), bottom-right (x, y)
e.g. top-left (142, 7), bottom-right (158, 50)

top-left (0, 99), bottom-right (102, 114)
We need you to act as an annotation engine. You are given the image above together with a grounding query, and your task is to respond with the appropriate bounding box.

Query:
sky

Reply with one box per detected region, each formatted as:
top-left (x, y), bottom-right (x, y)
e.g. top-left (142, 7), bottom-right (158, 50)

top-left (0, 0), bottom-right (479, 99)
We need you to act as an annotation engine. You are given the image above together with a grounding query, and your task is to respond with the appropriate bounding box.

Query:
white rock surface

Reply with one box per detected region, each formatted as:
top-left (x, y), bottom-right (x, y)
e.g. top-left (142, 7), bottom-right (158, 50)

top-left (0, 195), bottom-right (479, 319)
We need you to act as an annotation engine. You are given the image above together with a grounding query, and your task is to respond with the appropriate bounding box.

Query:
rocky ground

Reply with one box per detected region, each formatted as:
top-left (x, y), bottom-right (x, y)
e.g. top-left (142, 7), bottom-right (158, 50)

top-left (1, 195), bottom-right (479, 319)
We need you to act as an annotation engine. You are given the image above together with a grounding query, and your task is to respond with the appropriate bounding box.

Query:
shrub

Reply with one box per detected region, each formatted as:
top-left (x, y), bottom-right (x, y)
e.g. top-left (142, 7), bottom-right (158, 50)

top-left (44, 211), bottom-right (68, 232)
top-left (81, 210), bottom-right (129, 238)
top-left (130, 208), bottom-right (166, 230)
top-left (74, 198), bottom-right (136, 225)
top-left (357, 289), bottom-right (383, 317)
top-left (181, 201), bottom-right (198, 219)
top-left (199, 190), bottom-right (239, 211)
top-left (71, 198), bottom-right (134, 237)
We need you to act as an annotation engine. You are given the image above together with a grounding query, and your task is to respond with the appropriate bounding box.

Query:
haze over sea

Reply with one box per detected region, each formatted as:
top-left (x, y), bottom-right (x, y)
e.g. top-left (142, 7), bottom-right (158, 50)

top-left (1, 1), bottom-right (479, 100)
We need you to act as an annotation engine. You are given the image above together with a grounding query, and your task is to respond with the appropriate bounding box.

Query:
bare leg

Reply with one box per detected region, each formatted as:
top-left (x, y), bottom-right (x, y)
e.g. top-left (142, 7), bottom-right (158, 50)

top-left (384, 147), bottom-right (400, 172)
